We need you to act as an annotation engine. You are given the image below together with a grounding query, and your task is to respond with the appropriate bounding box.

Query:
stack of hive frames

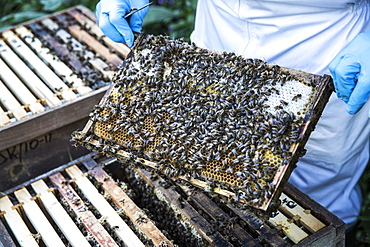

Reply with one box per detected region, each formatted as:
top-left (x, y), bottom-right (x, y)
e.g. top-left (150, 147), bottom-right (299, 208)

top-left (0, 153), bottom-right (345, 246)
top-left (0, 5), bottom-right (130, 128)
top-left (73, 34), bottom-right (333, 211)
top-left (0, 5), bottom-right (132, 192)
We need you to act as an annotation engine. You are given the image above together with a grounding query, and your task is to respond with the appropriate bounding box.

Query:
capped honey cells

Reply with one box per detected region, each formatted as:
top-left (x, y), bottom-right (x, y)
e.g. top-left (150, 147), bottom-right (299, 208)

top-left (72, 34), bottom-right (333, 209)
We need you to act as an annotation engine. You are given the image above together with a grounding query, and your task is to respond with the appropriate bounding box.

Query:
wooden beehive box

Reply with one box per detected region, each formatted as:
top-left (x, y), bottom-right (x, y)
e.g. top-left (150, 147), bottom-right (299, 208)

top-left (0, 6), bottom-right (130, 192)
top-left (0, 153), bottom-right (345, 246)
top-left (72, 34), bottom-right (334, 212)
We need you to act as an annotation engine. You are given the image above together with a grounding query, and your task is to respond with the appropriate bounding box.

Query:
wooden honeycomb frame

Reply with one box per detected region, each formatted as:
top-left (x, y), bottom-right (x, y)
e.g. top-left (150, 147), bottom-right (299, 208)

top-left (73, 34), bottom-right (334, 211)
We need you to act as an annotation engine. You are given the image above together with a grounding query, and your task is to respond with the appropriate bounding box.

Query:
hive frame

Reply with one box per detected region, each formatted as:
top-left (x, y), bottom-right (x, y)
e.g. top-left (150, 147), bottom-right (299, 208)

top-left (76, 34), bottom-right (334, 211)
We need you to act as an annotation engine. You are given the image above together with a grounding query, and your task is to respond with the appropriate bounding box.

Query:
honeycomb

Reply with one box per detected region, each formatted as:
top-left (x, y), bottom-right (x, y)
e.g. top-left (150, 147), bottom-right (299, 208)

top-left (73, 34), bottom-right (322, 208)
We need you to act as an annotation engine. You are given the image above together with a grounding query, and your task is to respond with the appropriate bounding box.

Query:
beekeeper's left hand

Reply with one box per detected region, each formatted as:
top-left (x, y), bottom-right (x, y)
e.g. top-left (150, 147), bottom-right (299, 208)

top-left (329, 30), bottom-right (370, 116)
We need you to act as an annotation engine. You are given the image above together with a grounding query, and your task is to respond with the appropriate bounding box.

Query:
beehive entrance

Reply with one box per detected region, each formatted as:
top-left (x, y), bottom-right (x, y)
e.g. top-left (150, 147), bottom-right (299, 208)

top-left (73, 34), bottom-right (332, 210)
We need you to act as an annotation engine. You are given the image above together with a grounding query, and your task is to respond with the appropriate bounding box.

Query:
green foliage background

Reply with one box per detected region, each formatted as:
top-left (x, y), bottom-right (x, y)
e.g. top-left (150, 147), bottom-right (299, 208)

top-left (0, 0), bottom-right (369, 245)
top-left (0, 0), bottom-right (197, 40)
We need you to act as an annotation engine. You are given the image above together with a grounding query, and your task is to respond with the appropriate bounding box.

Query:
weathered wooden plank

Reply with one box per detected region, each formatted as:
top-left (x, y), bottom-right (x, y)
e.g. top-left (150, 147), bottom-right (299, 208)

top-left (31, 179), bottom-right (90, 247)
top-left (0, 213), bottom-right (16, 247)
top-left (68, 9), bottom-right (131, 58)
top-left (0, 106), bottom-right (11, 127)
top-left (0, 39), bottom-right (61, 107)
top-left (227, 204), bottom-right (288, 247)
top-left (179, 184), bottom-right (262, 246)
top-left (27, 22), bottom-right (91, 75)
top-left (279, 192), bottom-right (325, 233)
top-left (57, 16), bottom-right (122, 68)
top-left (76, 5), bottom-right (98, 20)
top-left (0, 79), bottom-right (28, 120)
top-left (0, 86), bottom-right (107, 152)
top-left (0, 57), bottom-right (44, 114)
top-left (136, 169), bottom-right (233, 247)
top-left (0, 118), bottom-right (91, 192)
top-left (15, 26), bottom-right (92, 96)
top-left (49, 172), bottom-right (119, 247)
top-left (0, 196), bottom-right (38, 246)
top-left (296, 225), bottom-right (337, 247)
top-left (68, 25), bottom-right (122, 67)
top-left (83, 158), bottom-right (173, 247)
top-left (41, 18), bottom-right (115, 80)
top-left (41, 18), bottom-right (93, 59)
top-left (284, 183), bottom-right (345, 246)
top-left (2, 30), bottom-right (77, 102)
top-left (268, 210), bottom-right (309, 244)
top-left (13, 188), bottom-right (65, 247)
top-left (65, 165), bottom-right (145, 247)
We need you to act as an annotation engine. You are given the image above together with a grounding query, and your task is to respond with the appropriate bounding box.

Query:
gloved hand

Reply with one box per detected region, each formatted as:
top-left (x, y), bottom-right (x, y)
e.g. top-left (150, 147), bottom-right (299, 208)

top-left (95, 0), bottom-right (149, 47)
top-left (329, 30), bottom-right (370, 116)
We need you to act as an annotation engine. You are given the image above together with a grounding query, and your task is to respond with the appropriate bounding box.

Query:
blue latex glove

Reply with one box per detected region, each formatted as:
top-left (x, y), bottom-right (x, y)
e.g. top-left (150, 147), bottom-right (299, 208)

top-left (329, 30), bottom-right (370, 116)
top-left (96, 0), bottom-right (149, 47)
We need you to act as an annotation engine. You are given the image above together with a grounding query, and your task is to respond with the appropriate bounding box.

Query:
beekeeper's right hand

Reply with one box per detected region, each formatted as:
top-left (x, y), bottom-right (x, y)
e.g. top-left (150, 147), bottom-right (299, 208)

top-left (95, 0), bottom-right (149, 47)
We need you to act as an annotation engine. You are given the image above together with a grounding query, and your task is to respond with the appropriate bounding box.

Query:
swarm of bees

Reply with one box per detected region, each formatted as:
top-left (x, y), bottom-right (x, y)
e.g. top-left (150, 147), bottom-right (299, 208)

top-left (72, 34), bottom-right (328, 209)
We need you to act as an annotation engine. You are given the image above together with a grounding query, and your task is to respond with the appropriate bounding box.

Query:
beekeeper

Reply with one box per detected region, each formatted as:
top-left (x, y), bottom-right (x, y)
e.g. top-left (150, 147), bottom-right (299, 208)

top-left (96, 0), bottom-right (370, 233)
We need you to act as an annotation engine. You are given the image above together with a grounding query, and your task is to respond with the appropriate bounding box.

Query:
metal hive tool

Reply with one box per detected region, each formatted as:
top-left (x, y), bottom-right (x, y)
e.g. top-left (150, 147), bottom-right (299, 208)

top-left (72, 34), bottom-right (333, 211)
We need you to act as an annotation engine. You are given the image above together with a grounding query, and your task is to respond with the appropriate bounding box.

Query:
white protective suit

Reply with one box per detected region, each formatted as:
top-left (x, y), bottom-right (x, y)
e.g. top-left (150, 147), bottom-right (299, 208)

top-left (191, 0), bottom-right (370, 229)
